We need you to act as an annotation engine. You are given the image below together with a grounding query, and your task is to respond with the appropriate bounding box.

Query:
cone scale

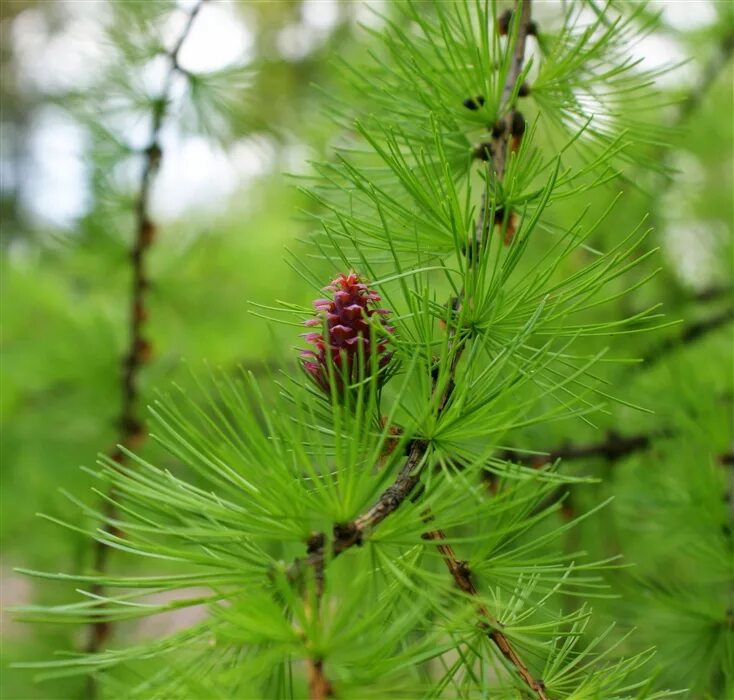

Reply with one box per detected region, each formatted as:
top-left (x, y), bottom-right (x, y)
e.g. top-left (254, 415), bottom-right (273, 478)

top-left (301, 272), bottom-right (393, 396)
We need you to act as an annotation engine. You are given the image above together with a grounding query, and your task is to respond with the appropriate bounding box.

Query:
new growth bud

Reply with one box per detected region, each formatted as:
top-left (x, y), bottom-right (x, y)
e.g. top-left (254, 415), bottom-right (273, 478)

top-left (301, 272), bottom-right (393, 396)
top-left (498, 9), bottom-right (537, 37)
top-left (510, 110), bottom-right (526, 155)
top-left (497, 9), bottom-right (513, 36)
top-left (472, 141), bottom-right (493, 161)
top-left (462, 95), bottom-right (485, 111)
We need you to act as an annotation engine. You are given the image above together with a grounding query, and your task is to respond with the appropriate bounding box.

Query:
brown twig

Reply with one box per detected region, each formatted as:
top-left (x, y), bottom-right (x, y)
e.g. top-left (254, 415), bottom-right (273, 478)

top-left (305, 536), bottom-right (333, 698)
top-left (498, 429), bottom-right (668, 468)
top-left (425, 9), bottom-right (550, 693)
top-left (643, 306), bottom-right (734, 367)
top-left (85, 0), bottom-right (206, 671)
top-left (677, 30), bottom-right (734, 123)
top-left (491, 1), bottom-right (533, 183)
top-left (496, 430), bottom-right (668, 520)
top-left (290, 1), bottom-right (545, 696)
top-left (447, 7), bottom-right (546, 690)
top-left (308, 659), bottom-right (333, 700)
top-left (422, 528), bottom-right (550, 699)
top-left (290, 438), bottom-right (431, 578)
top-left (693, 285), bottom-right (733, 304)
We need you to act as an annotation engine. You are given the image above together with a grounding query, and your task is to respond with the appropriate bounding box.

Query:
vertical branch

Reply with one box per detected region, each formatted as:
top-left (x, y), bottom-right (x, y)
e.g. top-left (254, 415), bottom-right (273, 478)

top-left (306, 534), bottom-right (333, 699)
top-left (292, 3), bottom-right (545, 696)
top-left (677, 30), bottom-right (734, 123)
top-left (721, 447), bottom-right (734, 632)
top-left (309, 659), bottom-right (333, 700)
top-left (424, 1), bottom-right (547, 696)
top-left (85, 0), bottom-right (206, 668)
top-left (490, 0), bottom-right (533, 183)
top-left (422, 528), bottom-right (550, 700)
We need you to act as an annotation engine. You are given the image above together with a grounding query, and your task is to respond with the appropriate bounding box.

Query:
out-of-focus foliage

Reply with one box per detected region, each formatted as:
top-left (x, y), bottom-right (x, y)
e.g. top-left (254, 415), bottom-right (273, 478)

top-left (1, 0), bottom-right (732, 698)
top-left (2, 2), bottom-right (365, 697)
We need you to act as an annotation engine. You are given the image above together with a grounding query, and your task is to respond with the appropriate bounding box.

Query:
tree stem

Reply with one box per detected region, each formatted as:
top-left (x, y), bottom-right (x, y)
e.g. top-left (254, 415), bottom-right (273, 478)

top-left (290, 2), bottom-right (546, 696)
top-left (84, 0), bottom-right (206, 684)
top-left (422, 527), bottom-right (550, 699)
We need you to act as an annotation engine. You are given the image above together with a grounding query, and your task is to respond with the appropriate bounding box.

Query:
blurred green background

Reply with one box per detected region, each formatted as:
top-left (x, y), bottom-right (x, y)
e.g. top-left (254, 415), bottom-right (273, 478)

top-left (1, 1), bottom-right (732, 698)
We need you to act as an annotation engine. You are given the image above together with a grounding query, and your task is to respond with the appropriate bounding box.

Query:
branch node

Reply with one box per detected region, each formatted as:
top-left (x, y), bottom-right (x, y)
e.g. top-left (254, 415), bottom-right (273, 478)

top-left (306, 532), bottom-right (326, 554)
top-left (333, 522), bottom-right (362, 547)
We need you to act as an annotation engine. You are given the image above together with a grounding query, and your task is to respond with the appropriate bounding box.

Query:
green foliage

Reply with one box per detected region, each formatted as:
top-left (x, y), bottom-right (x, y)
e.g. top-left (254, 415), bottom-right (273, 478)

top-left (2, 1), bottom-right (732, 699)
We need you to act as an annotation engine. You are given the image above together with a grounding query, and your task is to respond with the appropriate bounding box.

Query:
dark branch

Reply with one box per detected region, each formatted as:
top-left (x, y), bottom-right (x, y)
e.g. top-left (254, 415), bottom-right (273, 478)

top-left (288, 3), bottom-right (547, 698)
top-left (677, 30), bottom-right (734, 122)
top-left (643, 307), bottom-right (734, 367)
top-left (498, 430), bottom-right (668, 520)
top-left (308, 659), bottom-right (333, 700)
top-left (492, 0), bottom-right (533, 182)
top-left (693, 285), bottom-right (732, 304)
top-left (306, 538), bottom-right (332, 699)
top-left (422, 528), bottom-right (550, 700)
top-left (289, 438), bottom-right (430, 577)
top-left (86, 0), bottom-right (206, 667)
top-left (498, 429), bottom-right (668, 468)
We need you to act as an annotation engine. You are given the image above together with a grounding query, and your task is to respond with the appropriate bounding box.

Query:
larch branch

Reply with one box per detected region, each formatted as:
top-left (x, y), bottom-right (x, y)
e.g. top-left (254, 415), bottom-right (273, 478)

top-left (498, 429), bottom-right (667, 468)
top-left (85, 0), bottom-right (206, 667)
top-left (421, 528), bottom-right (550, 700)
top-left (309, 659), bottom-right (334, 700)
top-left (306, 537), bottom-right (333, 699)
top-left (289, 3), bottom-right (547, 698)
top-left (643, 307), bottom-right (734, 367)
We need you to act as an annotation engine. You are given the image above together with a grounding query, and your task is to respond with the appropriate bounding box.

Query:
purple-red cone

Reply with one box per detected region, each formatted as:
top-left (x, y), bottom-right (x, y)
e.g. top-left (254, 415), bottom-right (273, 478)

top-left (301, 272), bottom-right (393, 395)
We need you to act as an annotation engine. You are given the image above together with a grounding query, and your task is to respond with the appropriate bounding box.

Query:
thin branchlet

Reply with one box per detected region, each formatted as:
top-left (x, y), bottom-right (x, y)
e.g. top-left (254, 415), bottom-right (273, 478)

top-left (643, 306), bottom-right (734, 366)
top-left (423, 3), bottom-right (546, 696)
top-left (422, 527), bottom-right (550, 700)
top-left (499, 429), bottom-right (669, 467)
top-left (306, 538), bottom-right (332, 699)
top-left (13, 0), bottom-right (730, 696)
top-left (491, 0), bottom-right (533, 183)
top-left (289, 3), bottom-right (548, 697)
top-left (308, 659), bottom-right (333, 700)
top-left (85, 0), bottom-right (207, 669)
